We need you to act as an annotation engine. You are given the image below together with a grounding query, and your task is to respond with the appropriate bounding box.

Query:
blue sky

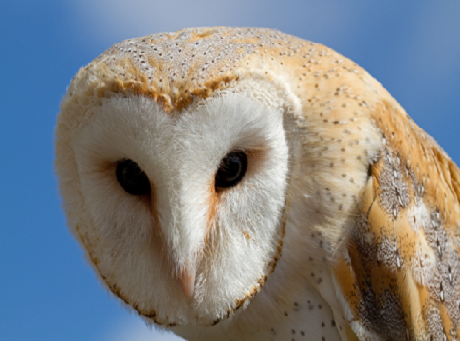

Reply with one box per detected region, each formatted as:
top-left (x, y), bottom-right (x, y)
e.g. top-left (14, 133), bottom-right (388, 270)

top-left (1, 1), bottom-right (459, 340)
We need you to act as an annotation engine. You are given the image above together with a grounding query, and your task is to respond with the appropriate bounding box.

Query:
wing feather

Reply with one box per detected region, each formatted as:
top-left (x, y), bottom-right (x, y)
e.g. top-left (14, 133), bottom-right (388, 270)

top-left (333, 100), bottom-right (460, 341)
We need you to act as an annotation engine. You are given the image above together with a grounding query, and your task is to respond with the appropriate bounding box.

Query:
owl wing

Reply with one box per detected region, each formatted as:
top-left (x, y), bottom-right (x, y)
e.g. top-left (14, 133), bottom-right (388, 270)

top-left (332, 100), bottom-right (460, 341)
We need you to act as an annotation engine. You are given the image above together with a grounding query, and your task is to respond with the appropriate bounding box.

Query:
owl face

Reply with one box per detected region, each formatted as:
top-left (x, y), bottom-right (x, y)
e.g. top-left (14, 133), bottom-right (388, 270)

top-left (58, 80), bottom-right (293, 325)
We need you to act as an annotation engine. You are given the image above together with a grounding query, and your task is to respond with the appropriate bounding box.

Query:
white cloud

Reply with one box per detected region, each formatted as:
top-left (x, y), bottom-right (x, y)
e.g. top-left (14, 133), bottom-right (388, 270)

top-left (66, 0), bottom-right (363, 49)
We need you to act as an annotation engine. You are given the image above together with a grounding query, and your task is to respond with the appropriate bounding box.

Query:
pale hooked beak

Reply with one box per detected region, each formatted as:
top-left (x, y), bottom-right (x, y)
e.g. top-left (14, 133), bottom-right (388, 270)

top-left (180, 261), bottom-right (196, 300)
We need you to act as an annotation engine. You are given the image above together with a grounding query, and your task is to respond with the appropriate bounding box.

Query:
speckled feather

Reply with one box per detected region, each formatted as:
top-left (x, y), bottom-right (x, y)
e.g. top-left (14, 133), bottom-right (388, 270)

top-left (58, 27), bottom-right (460, 341)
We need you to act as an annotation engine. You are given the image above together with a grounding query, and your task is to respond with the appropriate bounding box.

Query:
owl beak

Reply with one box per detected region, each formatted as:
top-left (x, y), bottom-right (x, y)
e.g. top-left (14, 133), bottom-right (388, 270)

top-left (180, 261), bottom-right (196, 300)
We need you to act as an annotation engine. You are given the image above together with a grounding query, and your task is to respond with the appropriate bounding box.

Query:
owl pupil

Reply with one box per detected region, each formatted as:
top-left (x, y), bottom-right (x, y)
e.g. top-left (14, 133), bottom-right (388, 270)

top-left (215, 151), bottom-right (247, 189)
top-left (116, 159), bottom-right (151, 195)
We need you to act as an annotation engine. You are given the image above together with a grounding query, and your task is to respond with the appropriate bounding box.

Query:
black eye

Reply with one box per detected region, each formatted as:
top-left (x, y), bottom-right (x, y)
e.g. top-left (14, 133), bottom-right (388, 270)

top-left (215, 151), bottom-right (247, 189)
top-left (116, 159), bottom-right (151, 195)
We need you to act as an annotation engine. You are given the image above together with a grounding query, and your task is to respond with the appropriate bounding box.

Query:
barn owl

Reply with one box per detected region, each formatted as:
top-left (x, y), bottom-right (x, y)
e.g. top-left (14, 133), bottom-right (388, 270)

top-left (55, 27), bottom-right (460, 341)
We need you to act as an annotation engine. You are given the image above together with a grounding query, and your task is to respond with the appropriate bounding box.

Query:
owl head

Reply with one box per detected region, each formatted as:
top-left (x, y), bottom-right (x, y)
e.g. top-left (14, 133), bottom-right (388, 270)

top-left (55, 28), bottom-right (305, 327)
top-left (55, 27), bottom-right (379, 329)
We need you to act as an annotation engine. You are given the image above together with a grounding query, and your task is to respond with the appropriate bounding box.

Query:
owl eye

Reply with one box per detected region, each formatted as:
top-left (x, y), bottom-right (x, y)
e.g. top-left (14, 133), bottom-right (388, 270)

top-left (116, 159), bottom-right (151, 195)
top-left (215, 151), bottom-right (247, 189)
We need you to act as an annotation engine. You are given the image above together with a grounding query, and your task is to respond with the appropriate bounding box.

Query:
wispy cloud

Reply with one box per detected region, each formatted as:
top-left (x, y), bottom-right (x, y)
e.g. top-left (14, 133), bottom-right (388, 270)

top-left (66, 0), bottom-right (363, 49)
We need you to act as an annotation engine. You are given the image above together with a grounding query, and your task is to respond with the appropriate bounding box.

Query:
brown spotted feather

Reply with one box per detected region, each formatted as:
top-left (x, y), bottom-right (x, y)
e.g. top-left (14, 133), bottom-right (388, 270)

top-left (334, 99), bottom-right (460, 340)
